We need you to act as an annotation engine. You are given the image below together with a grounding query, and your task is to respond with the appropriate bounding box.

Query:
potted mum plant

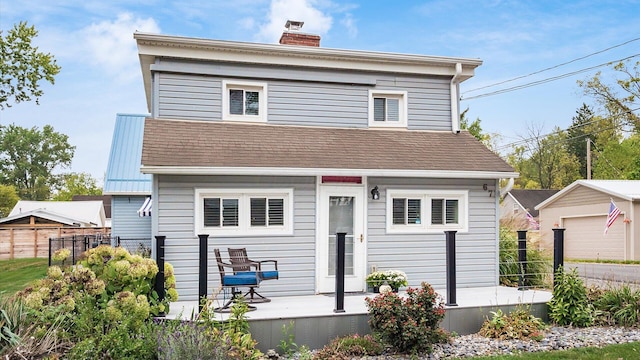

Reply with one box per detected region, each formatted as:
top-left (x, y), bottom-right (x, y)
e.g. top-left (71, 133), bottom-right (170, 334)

top-left (366, 269), bottom-right (408, 292)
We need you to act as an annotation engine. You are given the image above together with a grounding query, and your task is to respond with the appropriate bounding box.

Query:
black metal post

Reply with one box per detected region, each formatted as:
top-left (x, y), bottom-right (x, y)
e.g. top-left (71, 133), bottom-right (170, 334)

top-left (198, 234), bottom-right (209, 314)
top-left (48, 238), bottom-right (52, 267)
top-left (445, 230), bottom-right (458, 306)
top-left (553, 228), bottom-right (565, 286)
top-left (334, 232), bottom-right (346, 313)
top-left (154, 235), bottom-right (166, 315)
top-left (517, 230), bottom-right (528, 291)
top-left (71, 235), bottom-right (76, 265)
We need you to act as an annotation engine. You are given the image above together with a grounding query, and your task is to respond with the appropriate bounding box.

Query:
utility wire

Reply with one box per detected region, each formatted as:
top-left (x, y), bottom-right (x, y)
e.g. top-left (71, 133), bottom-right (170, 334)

top-left (493, 107), bottom-right (640, 152)
top-left (462, 36), bottom-right (640, 94)
top-left (589, 139), bottom-right (626, 178)
top-left (462, 54), bottom-right (640, 101)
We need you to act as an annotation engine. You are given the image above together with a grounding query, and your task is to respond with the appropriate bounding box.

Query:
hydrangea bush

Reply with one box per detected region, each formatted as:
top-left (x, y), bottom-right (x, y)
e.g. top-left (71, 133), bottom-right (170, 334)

top-left (18, 245), bottom-right (179, 358)
top-left (22, 245), bottom-right (177, 316)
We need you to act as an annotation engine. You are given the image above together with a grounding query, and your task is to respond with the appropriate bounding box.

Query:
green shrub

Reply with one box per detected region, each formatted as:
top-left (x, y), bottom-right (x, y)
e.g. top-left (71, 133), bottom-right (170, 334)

top-left (313, 334), bottom-right (384, 359)
top-left (188, 298), bottom-right (263, 360)
top-left (547, 266), bottom-right (593, 327)
top-left (18, 246), bottom-right (178, 358)
top-left (365, 282), bottom-right (448, 354)
top-left (499, 227), bottom-right (551, 288)
top-left (156, 319), bottom-right (231, 360)
top-left (479, 307), bottom-right (547, 341)
top-left (0, 293), bottom-right (69, 358)
top-left (593, 285), bottom-right (640, 326)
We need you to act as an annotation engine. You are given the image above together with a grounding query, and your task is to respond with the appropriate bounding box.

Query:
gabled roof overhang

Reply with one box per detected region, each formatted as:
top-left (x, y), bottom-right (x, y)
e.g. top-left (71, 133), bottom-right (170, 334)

top-left (134, 32), bottom-right (482, 112)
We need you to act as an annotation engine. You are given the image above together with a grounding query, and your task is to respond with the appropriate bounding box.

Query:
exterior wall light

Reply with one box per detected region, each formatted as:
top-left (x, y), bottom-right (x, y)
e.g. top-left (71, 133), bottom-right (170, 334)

top-left (371, 186), bottom-right (380, 200)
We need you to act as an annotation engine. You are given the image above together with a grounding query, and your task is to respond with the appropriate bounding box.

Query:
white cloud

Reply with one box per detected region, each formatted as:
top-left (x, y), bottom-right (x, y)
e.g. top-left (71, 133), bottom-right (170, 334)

top-left (256, 0), bottom-right (332, 43)
top-left (81, 13), bottom-right (160, 82)
top-left (341, 13), bottom-right (357, 38)
top-left (239, 17), bottom-right (256, 30)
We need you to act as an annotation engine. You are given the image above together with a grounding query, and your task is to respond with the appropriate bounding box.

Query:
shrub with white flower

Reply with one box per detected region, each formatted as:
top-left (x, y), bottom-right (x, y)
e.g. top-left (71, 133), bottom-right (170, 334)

top-left (52, 248), bottom-right (71, 263)
top-left (366, 269), bottom-right (408, 290)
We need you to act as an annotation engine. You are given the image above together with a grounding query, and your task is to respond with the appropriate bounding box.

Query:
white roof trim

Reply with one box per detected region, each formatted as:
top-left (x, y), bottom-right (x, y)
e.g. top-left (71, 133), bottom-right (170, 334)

top-left (135, 32), bottom-right (481, 112)
top-left (0, 209), bottom-right (93, 226)
top-left (536, 180), bottom-right (639, 210)
top-left (103, 191), bottom-right (152, 196)
top-left (141, 165), bottom-right (518, 179)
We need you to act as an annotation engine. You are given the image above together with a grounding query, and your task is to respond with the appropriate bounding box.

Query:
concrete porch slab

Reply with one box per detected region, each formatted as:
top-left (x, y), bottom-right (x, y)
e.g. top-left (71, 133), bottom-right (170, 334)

top-left (166, 286), bottom-right (552, 351)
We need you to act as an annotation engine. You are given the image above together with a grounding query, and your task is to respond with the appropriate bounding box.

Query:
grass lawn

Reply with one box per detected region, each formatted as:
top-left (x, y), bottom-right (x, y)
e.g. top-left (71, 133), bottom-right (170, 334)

top-left (567, 258), bottom-right (640, 265)
top-left (0, 258), bottom-right (48, 295)
top-left (473, 341), bottom-right (640, 359)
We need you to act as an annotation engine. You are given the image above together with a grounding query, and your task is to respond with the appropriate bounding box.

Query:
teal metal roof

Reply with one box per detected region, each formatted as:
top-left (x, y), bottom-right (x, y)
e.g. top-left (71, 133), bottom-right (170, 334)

top-left (103, 114), bottom-right (152, 195)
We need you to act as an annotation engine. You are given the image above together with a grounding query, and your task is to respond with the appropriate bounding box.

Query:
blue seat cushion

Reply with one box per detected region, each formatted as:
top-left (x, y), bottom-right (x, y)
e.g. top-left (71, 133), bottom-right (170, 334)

top-left (237, 271), bottom-right (279, 280)
top-left (260, 270), bottom-right (279, 280)
top-left (223, 274), bottom-right (259, 286)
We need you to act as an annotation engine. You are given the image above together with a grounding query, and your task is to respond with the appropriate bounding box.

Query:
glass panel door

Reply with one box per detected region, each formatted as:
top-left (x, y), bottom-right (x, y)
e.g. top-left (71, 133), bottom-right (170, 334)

top-left (317, 185), bottom-right (365, 293)
top-left (328, 196), bottom-right (354, 276)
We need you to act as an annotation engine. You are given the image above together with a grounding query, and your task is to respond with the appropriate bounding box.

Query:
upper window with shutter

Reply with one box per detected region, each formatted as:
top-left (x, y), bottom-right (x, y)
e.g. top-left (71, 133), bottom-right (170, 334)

top-left (222, 80), bottom-right (267, 122)
top-left (368, 90), bottom-right (407, 128)
top-left (387, 189), bottom-right (468, 233)
top-left (196, 188), bottom-right (293, 236)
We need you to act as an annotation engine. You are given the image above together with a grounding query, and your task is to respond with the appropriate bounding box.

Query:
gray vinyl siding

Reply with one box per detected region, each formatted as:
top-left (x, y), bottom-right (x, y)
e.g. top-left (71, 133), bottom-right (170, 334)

top-left (156, 175), bottom-right (316, 301)
top-left (376, 76), bottom-right (451, 131)
top-left (158, 74), bottom-right (221, 121)
top-left (155, 61), bottom-right (452, 130)
top-left (268, 81), bottom-right (368, 127)
top-left (111, 196), bottom-right (152, 239)
top-left (366, 177), bottom-right (498, 289)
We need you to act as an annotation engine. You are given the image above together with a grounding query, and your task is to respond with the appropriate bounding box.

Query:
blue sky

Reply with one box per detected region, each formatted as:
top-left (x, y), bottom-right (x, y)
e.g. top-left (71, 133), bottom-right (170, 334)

top-left (1, 0), bottom-right (639, 183)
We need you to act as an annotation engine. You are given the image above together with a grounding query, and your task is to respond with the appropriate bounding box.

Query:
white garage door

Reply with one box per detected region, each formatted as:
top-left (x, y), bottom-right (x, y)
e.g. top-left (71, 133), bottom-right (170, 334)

top-left (564, 215), bottom-right (625, 260)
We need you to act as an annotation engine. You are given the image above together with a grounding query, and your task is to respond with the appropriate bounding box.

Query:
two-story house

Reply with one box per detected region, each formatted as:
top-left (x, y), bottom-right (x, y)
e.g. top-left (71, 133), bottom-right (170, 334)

top-left (134, 22), bottom-right (517, 301)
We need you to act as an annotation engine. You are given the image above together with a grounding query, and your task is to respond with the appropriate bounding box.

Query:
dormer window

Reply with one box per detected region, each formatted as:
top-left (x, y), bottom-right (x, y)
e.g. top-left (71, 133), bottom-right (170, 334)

top-left (368, 90), bottom-right (407, 128)
top-left (222, 80), bottom-right (267, 122)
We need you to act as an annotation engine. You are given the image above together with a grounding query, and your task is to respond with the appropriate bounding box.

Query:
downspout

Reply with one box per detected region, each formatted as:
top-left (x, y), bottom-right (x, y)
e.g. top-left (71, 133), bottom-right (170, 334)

top-left (450, 63), bottom-right (463, 134)
top-left (499, 178), bottom-right (515, 198)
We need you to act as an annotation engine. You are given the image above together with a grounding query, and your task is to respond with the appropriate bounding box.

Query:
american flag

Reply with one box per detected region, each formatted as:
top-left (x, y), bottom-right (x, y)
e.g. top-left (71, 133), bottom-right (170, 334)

top-left (526, 212), bottom-right (539, 230)
top-left (604, 199), bottom-right (621, 235)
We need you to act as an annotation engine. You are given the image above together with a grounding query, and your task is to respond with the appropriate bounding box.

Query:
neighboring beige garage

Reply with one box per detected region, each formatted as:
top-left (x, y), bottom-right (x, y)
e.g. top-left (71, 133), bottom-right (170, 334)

top-left (564, 215), bottom-right (624, 260)
top-left (536, 180), bottom-right (640, 261)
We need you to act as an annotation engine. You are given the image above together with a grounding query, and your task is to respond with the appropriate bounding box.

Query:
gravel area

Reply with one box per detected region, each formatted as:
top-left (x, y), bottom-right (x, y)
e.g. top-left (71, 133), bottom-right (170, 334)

top-left (282, 326), bottom-right (640, 359)
top-left (398, 326), bottom-right (640, 359)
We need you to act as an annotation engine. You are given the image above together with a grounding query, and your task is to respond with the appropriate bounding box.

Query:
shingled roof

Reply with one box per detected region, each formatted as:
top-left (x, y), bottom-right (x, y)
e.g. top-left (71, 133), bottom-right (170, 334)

top-left (141, 118), bottom-right (515, 176)
top-left (508, 189), bottom-right (559, 217)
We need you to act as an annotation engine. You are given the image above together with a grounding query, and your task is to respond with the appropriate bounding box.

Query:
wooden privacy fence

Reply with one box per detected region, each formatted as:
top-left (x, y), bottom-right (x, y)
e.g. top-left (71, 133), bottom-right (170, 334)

top-left (0, 227), bottom-right (110, 260)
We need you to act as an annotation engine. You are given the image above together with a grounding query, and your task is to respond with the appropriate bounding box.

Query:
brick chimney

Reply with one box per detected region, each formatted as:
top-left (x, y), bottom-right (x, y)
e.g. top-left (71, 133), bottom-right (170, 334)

top-left (279, 20), bottom-right (320, 47)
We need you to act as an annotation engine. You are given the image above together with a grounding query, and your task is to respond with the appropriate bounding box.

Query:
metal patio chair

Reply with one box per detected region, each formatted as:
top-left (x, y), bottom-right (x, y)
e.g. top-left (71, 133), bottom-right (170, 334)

top-left (228, 247), bottom-right (279, 303)
top-left (213, 248), bottom-right (261, 312)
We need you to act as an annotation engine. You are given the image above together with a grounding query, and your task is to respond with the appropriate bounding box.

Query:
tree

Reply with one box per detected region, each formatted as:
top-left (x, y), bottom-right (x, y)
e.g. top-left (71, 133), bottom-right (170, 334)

top-left (507, 124), bottom-right (580, 189)
top-left (0, 124), bottom-right (75, 200)
top-left (0, 184), bottom-right (19, 218)
top-left (0, 21), bottom-right (61, 109)
top-left (52, 172), bottom-right (102, 201)
top-left (578, 59), bottom-right (640, 132)
top-left (566, 104), bottom-right (620, 179)
top-left (592, 134), bottom-right (640, 180)
top-left (460, 108), bottom-right (499, 150)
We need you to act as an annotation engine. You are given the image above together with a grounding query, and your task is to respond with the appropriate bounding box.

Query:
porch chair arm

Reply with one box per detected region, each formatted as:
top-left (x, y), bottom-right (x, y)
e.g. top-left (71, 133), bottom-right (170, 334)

top-left (255, 259), bottom-right (278, 271)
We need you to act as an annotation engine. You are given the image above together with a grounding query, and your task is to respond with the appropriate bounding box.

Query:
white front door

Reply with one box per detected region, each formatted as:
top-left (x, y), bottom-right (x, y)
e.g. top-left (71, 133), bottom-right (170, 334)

top-left (317, 185), bottom-right (366, 293)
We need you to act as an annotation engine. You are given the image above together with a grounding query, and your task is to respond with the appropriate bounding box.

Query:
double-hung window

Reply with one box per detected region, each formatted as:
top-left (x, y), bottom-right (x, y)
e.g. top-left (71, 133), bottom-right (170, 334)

top-left (196, 189), bottom-right (293, 236)
top-left (368, 90), bottom-right (407, 128)
top-left (387, 190), bottom-right (468, 233)
top-left (222, 80), bottom-right (267, 122)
